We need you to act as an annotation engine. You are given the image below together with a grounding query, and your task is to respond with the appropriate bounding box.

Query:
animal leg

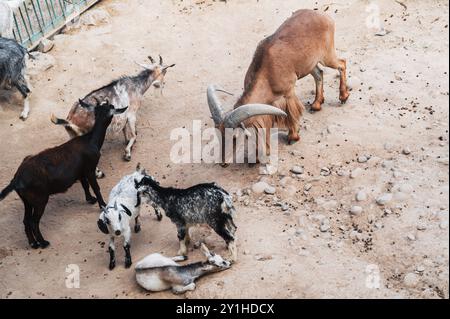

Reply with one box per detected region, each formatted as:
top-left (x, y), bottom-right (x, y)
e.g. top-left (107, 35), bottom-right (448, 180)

top-left (87, 173), bottom-right (106, 208)
top-left (80, 177), bottom-right (97, 204)
top-left (123, 115), bottom-right (137, 162)
top-left (177, 224), bottom-right (188, 257)
top-left (30, 199), bottom-right (49, 248)
top-left (20, 197), bottom-right (38, 248)
top-left (108, 236), bottom-right (116, 270)
top-left (123, 227), bottom-right (132, 268)
top-left (310, 66), bottom-right (325, 111)
top-left (285, 94), bottom-right (303, 144)
top-left (172, 283), bottom-right (196, 294)
top-left (152, 203), bottom-right (163, 221)
top-left (134, 216), bottom-right (141, 233)
top-left (14, 78), bottom-right (31, 120)
top-left (213, 219), bottom-right (237, 262)
top-left (323, 56), bottom-right (349, 103)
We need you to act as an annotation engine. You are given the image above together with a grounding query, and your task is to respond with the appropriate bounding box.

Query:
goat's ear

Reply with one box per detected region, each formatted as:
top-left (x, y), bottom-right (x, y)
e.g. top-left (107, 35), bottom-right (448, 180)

top-left (112, 106), bottom-right (128, 115)
top-left (134, 178), bottom-right (140, 189)
top-left (97, 219), bottom-right (109, 234)
top-left (121, 204), bottom-right (133, 217)
top-left (79, 99), bottom-right (95, 112)
top-left (200, 243), bottom-right (212, 258)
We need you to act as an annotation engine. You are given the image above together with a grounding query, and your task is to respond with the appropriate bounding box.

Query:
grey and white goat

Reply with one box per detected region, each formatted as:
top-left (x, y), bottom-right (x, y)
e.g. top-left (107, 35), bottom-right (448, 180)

top-left (97, 164), bottom-right (163, 270)
top-left (135, 176), bottom-right (238, 262)
top-left (135, 243), bottom-right (231, 294)
top-left (0, 1), bottom-right (24, 39)
top-left (0, 35), bottom-right (32, 120)
top-left (52, 56), bottom-right (175, 177)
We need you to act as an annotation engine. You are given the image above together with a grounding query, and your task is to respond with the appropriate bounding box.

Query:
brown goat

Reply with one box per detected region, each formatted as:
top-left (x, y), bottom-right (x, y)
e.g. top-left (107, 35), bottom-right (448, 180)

top-left (208, 9), bottom-right (349, 156)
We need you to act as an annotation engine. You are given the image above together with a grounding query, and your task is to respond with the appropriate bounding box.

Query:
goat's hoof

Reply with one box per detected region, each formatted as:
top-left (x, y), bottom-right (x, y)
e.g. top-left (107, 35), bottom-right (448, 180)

top-left (86, 197), bottom-right (97, 205)
top-left (19, 115), bottom-right (28, 121)
top-left (134, 224), bottom-right (141, 233)
top-left (156, 214), bottom-right (163, 222)
top-left (125, 259), bottom-right (132, 268)
top-left (220, 163), bottom-right (230, 168)
top-left (39, 240), bottom-right (50, 249)
top-left (30, 242), bottom-right (40, 249)
top-left (123, 154), bottom-right (132, 162)
top-left (109, 262), bottom-right (116, 270)
top-left (339, 92), bottom-right (350, 104)
top-left (311, 103), bottom-right (322, 112)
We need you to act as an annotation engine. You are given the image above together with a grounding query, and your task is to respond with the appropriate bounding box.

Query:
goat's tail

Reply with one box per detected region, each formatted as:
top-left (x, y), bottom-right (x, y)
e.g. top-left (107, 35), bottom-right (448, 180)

top-left (0, 180), bottom-right (15, 201)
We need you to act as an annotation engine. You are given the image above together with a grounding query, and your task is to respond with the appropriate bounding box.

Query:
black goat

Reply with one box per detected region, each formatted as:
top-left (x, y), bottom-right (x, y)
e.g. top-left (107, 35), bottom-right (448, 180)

top-left (135, 176), bottom-right (237, 262)
top-left (0, 99), bottom-right (127, 249)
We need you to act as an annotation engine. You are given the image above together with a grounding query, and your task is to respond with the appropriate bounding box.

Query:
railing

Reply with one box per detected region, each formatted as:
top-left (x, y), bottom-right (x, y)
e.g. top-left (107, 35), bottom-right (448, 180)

top-left (10, 0), bottom-right (99, 49)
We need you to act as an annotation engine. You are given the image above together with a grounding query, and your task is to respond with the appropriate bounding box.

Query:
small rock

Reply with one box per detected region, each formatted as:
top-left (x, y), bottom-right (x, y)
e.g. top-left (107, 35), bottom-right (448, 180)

top-left (255, 254), bottom-right (273, 261)
top-left (252, 182), bottom-right (270, 194)
top-left (290, 166), bottom-right (304, 174)
top-left (407, 234), bottom-right (416, 241)
top-left (281, 203), bottom-right (289, 211)
top-left (403, 273), bottom-right (419, 287)
top-left (375, 28), bottom-right (388, 36)
top-left (350, 206), bottom-right (363, 215)
top-left (37, 38), bottom-right (54, 53)
top-left (320, 167), bottom-right (331, 176)
top-left (356, 190), bottom-right (367, 201)
top-left (439, 220), bottom-right (449, 230)
top-left (402, 148), bottom-right (411, 155)
top-left (357, 155), bottom-right (369, 163)
top-left (416, 265), bottom-right (425, 273)
top-left (264, 186), bottom-right (276, 195)
top-left (376, 193), bottom-right (393, 205)
top-left (320, 223), bottom-right (331, 232)
top-left (337, 169), bottom-right (348, 177)
top-left (304, 183), bottom-right (312, 191)
top-left (384, 143), bottom-right (395, 152)
top-left (350, 168), bottom-right (363, 179)
top-left (416, 223), bottom-right (427, 231)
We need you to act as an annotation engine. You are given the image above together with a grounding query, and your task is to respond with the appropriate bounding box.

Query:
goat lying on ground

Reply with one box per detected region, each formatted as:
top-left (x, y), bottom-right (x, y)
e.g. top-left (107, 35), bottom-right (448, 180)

top-left (208, 9), bottom-right (349, 158)
top-left (97, 163), bottom-right (163, 270)
top-left (0, 36), bottom-right (32, 120)
top-left (135, 243), bottom-right (231, 294)
top-left (135, 176), bottom-right (237, 262)
top-left (0, 99), bottom-right (127, 248)
top-left (52, 55), bottom-right (175, 178)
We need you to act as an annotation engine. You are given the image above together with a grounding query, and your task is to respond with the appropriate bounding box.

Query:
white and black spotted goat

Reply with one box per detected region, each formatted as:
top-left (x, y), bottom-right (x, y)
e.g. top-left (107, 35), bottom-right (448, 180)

top-left (97, 164), bottom-right (162, 270)
top-left (135, 243), bottom-right (231, 294)
top-left (135, 176), bottom-right (238, 262)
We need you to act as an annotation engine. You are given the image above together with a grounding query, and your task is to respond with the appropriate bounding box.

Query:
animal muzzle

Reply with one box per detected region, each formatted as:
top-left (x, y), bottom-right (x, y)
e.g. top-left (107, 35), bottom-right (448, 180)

top-left (114, 230), bottom-right (121, 236)
top-left (97, 219), bottom-right (109, 234)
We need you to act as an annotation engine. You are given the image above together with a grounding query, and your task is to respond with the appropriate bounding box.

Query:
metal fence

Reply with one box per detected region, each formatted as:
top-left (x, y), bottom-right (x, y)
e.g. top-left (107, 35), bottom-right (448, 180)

top-left (11, 0), bottom-right (99, 49)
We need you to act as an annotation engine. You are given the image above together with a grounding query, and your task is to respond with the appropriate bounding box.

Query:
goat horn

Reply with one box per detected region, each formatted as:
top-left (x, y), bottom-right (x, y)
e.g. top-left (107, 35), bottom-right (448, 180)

top-left (207, 84), bottom-right (233, 125)
top-left (162, 63), bottom-right (175, 71)
top-left (148, 56), bottom-right (155, 64)
top-left (223, 104), bottom-right (287, 128)
top-left (159, 55), bottom-right (163, 65)
top-left (134, 61), bottom-right (149, 70)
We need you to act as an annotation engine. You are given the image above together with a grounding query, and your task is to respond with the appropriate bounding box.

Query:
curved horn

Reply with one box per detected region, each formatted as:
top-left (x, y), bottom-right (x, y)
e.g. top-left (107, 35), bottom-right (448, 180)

top-left (159, 55), bottom-right (163, 65)
top-left (207, 84), bottom-right (233, 125)
top-left (120, 204), bottom-right (133, 217)
top-left (148, 56), bottom-right (155, 64)
top-left (223, 104), bottom-right (287, 128)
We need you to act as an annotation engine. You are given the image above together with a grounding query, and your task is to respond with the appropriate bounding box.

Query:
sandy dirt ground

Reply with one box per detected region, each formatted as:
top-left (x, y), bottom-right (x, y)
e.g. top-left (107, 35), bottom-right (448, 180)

top-left (0, 0), bottom-right (448, 299)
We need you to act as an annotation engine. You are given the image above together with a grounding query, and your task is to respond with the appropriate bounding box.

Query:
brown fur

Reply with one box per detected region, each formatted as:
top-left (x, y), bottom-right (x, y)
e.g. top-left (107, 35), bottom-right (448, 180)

top-left (235, 9), bottom-right (349, 151)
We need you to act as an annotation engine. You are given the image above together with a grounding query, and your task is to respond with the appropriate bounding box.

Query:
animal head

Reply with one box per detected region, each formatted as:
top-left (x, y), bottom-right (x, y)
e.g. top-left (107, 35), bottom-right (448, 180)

top-left (97, 202), bottom-right (133, 237)
top-left (201, 243), bottom-right (231, 271)
top-left (135, 55), bottom-right (175, 89)
top-left (206, 84), bottom-right (287, 133)
top-left (78, 98), bottom-right (128, 125)
top-left (134, 174), bottom-right (160, 202)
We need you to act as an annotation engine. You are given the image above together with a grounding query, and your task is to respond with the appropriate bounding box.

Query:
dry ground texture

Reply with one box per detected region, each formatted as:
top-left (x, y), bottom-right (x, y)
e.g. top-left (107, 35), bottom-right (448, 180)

top-left (0, 0), bottom-right (448, 299)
